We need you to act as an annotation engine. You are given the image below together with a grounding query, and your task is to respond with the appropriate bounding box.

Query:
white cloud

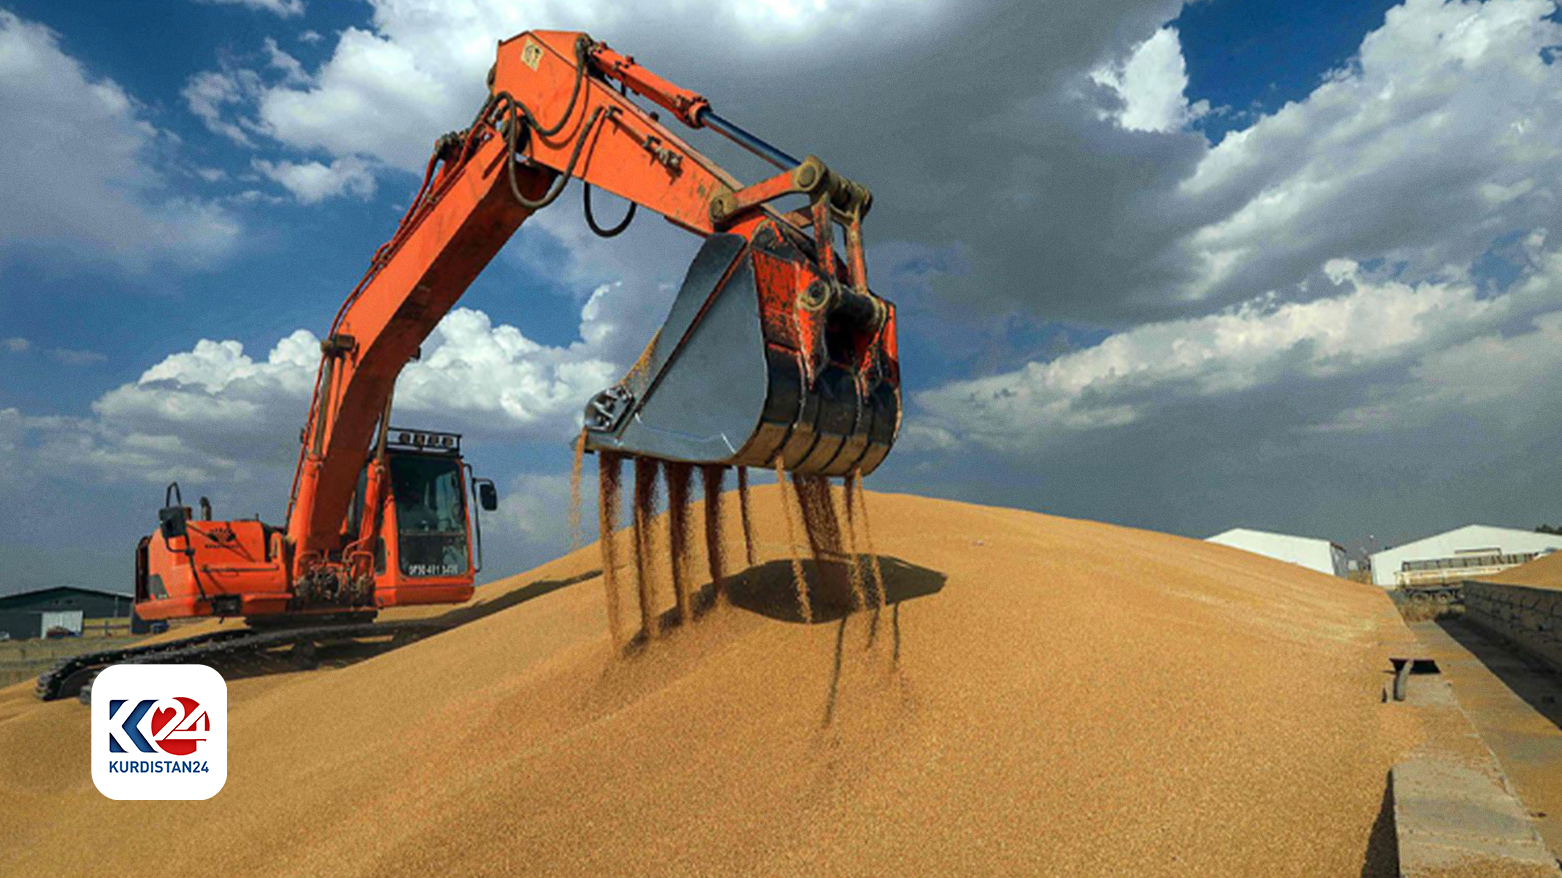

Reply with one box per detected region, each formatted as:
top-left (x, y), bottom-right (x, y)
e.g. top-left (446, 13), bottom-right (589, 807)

top-left (1092, 27), bottom-right (1207, 133)
top-left (0, 11), bottom-right (240, 270)
top-left (184, 0), bottom-right (950, 174)
top-left (88, 330), bottom-right (321, 471)
top-left (915, 250), bottom-right (1562, 453)
top-left (192, 0), bottom-right (305, 17)
top-left (36, 283), bottom-right (651, 484)
top-left (182, 69), bottom-right (260, 145)
top-left (909, 0), bottom-right (1562, 464)
top-left (3, 338), bottom-right (29, 353)
top-left (253, 156), bottom-right (376, 203)
top-left (1321, 313), bottom-right (1562, 434)
top-left (0, 408), bottom-right (22, 455)
top-left (263, 37), bottom-right (310, 84)
top-left (487, 467), bottom-right (606, 577)
top-left (229, 188), bottom-right (287, 206)
top-left (815, 0), bottom-right (1562, 334)
top-left (1, 406), bottom-right (227, 486)
top-left (1171, 0), bottom-right (1562, 308)
top-left (393, 305), bottom-right (619, 428)
top-left (493, 472), bottom-right (577, 544)
top-left (252, 25), bottom-right (465, 171)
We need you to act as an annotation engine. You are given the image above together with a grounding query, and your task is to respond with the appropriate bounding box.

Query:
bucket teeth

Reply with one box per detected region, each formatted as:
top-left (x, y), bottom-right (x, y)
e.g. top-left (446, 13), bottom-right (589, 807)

top-left (582, 228), bottom-right (900, 476)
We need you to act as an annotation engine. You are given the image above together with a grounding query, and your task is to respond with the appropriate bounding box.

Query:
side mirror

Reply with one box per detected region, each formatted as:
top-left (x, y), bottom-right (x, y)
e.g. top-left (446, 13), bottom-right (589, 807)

top-left (158, 505), bottom-right (188, 540)
top-left (477, 480), bottom-right (498, 512)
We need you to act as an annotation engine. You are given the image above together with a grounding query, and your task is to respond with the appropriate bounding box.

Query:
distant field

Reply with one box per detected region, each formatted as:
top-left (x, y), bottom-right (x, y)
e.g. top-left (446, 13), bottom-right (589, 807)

top-left (0, 636), bottom-right (143, 689)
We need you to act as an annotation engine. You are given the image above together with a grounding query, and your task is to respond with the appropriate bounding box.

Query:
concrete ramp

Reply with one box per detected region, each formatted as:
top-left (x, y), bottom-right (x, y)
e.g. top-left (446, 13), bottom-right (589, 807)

top-left (1391, 664), bottom-right (1560, 877)
top-left (1394, 757), bottom-right (1559, 877)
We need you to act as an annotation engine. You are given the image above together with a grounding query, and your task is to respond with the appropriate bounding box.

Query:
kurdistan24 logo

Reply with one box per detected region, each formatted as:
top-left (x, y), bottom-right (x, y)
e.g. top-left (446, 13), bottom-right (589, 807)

top-left (107, 696), bottom-right (210, 757)
top-left (92, 664), bottom-right (227, 800)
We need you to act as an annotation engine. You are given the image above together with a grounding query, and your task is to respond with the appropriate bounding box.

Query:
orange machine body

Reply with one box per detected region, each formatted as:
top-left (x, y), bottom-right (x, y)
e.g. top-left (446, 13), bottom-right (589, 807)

top-left (137, 520), bottom-right (290, 621)
top-left (132, 29), bottom-right (899, 626)
top-left (137, 435), bottom-right (480, 621)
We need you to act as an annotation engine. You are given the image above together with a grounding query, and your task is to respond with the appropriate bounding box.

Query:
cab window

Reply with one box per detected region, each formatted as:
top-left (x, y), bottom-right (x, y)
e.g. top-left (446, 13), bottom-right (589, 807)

top-left (389, 454), bottom-right (469, 578)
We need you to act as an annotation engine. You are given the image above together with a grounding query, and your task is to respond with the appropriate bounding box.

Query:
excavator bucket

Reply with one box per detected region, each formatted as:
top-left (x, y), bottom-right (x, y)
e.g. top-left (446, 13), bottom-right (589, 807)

top-left (582, 227), bottom-right (900, 476)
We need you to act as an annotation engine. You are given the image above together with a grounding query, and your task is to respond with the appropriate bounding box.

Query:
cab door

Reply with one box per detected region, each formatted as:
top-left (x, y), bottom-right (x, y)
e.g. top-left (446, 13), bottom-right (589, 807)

top-left (374, 451), bottom-right (476, 606)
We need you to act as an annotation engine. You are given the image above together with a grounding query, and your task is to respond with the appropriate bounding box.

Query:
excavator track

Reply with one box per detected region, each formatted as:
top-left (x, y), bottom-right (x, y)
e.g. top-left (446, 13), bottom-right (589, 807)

top-left (35, 620), bottom-right (450, 703)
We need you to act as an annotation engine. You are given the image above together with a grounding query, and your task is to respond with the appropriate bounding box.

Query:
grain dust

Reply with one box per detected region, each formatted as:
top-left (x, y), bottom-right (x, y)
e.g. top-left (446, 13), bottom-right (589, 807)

top-left (569, 431), bottom-right (586, 550)
top-left (846, 471), bottom-right (886, 607)
top-left (631, 456), bottom-right (662, 639)
top-left (774, 462), bottom-right (814, 624)
top-left (737, 465), bottom-right (756, 567)
top-left (700, 464), bottom-right (727, 603)
top-left (792, 473), bottom-right (861, 610)
top-left (664, 461), bottom-right (695, 627)
top-left (836, 476), bottom-right (869, 609)
top-left (596, 451), bottom-right (626, 646)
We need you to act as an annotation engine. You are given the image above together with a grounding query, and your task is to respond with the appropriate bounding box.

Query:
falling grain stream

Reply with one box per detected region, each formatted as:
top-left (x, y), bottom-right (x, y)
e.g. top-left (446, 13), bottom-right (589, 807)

top-left (592, 454), bottom-right (885, 643)
top-left (595, 451), bottom-right (626, 646)
top-left (631, 457), bottom-right (661, 640)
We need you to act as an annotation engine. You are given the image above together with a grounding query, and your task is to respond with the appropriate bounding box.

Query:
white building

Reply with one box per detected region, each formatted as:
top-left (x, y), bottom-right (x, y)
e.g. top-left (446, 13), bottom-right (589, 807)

top-left (1368, 525), bottom-right (1562, 588)
top-left (1207, 528), bottom-right (1349, 578)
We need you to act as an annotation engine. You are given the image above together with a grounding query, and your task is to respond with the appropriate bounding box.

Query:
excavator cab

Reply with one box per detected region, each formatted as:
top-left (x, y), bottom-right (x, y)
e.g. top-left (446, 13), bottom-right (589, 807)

top-left (388, 453), bottom-right (471, 578)
top-left (354, 428), bottom-right (496, 609)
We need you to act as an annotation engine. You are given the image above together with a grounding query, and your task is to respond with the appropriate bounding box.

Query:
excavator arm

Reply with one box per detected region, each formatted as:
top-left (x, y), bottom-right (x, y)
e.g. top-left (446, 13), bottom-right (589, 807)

top-left (88, 27), bottom-right (900, 696)
top-left (256, 30), bottom-right (897, 603)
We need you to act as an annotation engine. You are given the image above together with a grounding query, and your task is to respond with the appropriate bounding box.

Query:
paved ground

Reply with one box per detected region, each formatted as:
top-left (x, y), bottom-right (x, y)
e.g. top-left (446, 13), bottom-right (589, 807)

top-left (1413, 618), bottom-right (1562, 860)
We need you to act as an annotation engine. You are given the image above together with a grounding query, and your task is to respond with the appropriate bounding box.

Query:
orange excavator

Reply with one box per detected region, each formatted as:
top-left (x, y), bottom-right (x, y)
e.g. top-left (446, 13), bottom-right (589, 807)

top-left (40, 31), bottom-right (899, 699)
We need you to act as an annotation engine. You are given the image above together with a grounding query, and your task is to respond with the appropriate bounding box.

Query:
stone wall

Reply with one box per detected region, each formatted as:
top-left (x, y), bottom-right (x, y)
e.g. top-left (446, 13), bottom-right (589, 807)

top-left (1463, 580), bottom-right (1562, 672)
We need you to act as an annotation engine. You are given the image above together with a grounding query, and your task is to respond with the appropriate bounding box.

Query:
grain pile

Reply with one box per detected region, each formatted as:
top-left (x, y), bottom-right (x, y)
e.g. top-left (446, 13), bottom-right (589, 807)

top-left (0, 489), bottom-right (1421, 877)
top-left (1489, 552), bottom-right (1562, 589)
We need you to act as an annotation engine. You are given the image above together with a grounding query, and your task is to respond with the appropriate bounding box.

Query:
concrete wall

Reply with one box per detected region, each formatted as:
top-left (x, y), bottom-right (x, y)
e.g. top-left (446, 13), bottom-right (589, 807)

top-left (1463, 581), bottom-right (1562, 672)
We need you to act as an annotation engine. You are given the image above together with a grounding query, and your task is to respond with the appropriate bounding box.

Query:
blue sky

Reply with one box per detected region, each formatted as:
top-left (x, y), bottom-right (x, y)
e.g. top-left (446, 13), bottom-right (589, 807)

top-left (1179, 0), bottom-right (1406, 136)
top-left (4, 0), bottom-right (1562, 595)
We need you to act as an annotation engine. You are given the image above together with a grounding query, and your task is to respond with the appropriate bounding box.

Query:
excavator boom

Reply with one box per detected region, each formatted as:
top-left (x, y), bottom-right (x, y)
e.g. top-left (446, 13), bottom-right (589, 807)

top-left (132, 29), bottom-right (901, 628)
